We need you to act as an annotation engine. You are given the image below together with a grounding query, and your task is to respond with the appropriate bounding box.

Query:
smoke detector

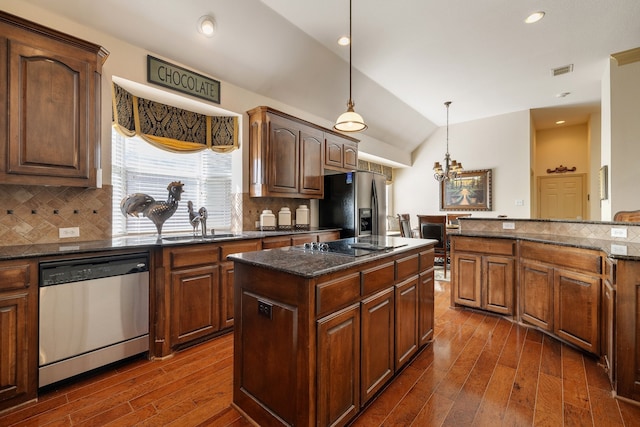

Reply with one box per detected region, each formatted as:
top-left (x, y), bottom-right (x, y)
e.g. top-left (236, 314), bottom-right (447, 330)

top-left (552, 64), bottom-right (574, 76)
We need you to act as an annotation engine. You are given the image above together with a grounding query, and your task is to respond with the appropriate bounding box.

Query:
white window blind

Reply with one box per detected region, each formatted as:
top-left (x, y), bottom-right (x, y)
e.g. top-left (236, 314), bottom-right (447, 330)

top-left (112, 129), bottom-right (232, 236)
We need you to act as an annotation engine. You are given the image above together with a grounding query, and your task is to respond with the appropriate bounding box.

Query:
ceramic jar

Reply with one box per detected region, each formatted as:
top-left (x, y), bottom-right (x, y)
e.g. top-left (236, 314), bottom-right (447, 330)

top-left (296, 204), bottom-right (309, 229)
top-left (278, 207), bottom-right (292, 229)
top-left (260, 209), bottom-right (276, 230)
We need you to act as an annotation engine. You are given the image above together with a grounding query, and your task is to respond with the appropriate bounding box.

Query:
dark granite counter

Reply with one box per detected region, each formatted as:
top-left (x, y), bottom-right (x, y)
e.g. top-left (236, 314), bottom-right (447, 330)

top-left (451, 228), bottom-right (640, 260)
top-left (0, 228), bottom-right (341, 261)
top-left (227, 236), bottom-right (437, 278)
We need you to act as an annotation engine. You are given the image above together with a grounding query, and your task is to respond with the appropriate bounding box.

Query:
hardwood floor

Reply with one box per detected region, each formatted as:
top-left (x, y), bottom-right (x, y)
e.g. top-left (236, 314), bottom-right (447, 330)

top-left (1, 276), bottom-right (639, 426)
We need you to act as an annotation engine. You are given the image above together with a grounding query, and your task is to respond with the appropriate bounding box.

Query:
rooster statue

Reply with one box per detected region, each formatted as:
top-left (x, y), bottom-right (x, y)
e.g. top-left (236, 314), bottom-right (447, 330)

top-left (120, 181), bottom-right (184, 236)
top-left (187, 201), bottom-right (208, 237)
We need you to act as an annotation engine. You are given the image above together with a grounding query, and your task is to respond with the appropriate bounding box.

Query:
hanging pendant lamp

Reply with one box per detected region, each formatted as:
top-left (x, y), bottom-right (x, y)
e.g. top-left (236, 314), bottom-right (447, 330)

top-left (334, 0), bottom-right (367, 132)
top-left (433, 101), bottom-right (463, 181)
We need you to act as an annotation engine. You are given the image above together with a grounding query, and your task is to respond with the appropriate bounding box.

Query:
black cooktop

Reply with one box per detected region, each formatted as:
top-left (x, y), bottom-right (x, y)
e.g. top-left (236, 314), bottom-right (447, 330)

top-left (295, 236), bottom-right (407, 257)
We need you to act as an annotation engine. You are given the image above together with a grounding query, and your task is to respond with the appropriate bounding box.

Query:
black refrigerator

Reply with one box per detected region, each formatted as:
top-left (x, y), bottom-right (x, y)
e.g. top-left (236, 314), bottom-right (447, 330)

top-left (319, 171), bottom-right (387, 238)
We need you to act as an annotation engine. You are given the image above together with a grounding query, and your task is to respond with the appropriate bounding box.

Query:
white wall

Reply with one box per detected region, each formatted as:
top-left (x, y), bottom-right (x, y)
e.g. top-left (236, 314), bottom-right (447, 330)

top-left (393, 110), bottom-right (531, 222)
top-left (588, 113), bottom-right (602, 220)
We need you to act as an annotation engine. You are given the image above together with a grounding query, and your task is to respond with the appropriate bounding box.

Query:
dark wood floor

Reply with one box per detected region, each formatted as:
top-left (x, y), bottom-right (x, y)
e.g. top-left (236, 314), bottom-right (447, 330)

top-left (2, 276), bottom-right (639, 426)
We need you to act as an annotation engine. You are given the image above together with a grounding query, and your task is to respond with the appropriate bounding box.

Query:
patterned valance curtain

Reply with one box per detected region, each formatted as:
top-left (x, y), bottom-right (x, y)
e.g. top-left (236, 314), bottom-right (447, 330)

top-left (358, 159), bottom-right (393, 183)
top-left (111, 82), bottom-right (238, 153)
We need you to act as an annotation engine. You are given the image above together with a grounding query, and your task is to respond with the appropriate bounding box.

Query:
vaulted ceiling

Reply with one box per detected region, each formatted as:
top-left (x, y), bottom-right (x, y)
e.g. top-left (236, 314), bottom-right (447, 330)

top-left (18, 0), bottom-right (640, 158)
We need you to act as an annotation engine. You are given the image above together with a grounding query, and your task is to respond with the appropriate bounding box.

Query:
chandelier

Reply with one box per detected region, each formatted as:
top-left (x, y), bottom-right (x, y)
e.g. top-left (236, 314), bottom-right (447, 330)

top-left (433, 101), bottom-right (462, 181)
top-left (334, 0), bottom-right (367, 132)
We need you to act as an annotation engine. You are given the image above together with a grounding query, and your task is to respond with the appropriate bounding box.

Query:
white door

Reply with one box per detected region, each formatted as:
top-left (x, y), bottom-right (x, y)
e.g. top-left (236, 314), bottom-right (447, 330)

top-left (538, 175), bottom-right (586, 219)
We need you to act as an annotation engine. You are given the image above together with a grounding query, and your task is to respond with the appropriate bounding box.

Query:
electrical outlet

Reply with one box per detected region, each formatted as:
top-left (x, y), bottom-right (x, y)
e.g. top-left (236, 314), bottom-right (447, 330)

top-left (610, 227), bottom-right (627, 238)
top-left (502, 222), bottom-right (515, 230)
top-left (610, 244), bottom-right (628, 255)
top-left (515, 199), bottom-right (524, 206)
top-left (59, 227), bottom-right (80, 238)
top-left (255, 220), bottom-right (260, 228)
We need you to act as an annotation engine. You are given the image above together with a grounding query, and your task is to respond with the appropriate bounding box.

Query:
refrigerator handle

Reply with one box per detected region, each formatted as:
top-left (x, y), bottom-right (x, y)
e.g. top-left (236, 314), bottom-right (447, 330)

top-left (371, 180), bottom-right (378, 235)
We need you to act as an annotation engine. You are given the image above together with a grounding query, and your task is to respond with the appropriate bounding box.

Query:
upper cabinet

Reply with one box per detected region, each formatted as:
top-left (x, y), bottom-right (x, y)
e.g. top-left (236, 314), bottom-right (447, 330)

top-left (248, 106), bottom-right (358, 198)
top-left (0, 12), bottom-right (109, 187)
top-left (324, 133), bottom-right (358, 172)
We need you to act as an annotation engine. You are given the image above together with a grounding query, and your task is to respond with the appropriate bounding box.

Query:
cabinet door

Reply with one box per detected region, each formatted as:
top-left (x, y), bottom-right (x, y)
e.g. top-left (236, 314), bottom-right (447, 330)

top-left (299, 126), bottom-right (323, 196)
top-left (291, 233), bottom-right (317, 246)
top-left (220, 261), bottom-right (235, 329)
top-left (170, 265), bottom-right (220, 346)
top-left (318, 230), bottom-right (341, 243)
top-left (482, 256), bottom-right (514, 315)
top-left (6, 39), bottom-right (94, 184)
top-left (262, 235), bottom-right (292, 249)
top-left (418, 269), bottom-right (435, 346)
top-left (602, 279), bottom-right (615, 385)
top-left (395, 276), bottom-right (419, 370)
top-left (554, 268), bottom-right (600, 354)
top-left (452, 253), bottom-right (482, 308)
top-left (268, 114), bottom-right (299, 194)
top-left (343, 141), bottom-right (358, 170)
top-left (0, 260), bottom-right (37, 410)
top-left (324, 135), bottom-right (344, 169)
top-left (520, 261), bottom-right (554, 331)
top-left (317, 304), bottom-right (360, 427)
top-left (361, 288), bottom-right (394, 405)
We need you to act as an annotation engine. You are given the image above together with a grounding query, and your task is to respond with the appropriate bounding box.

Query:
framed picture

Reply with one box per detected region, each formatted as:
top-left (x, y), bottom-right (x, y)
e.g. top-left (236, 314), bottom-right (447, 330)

top-left (599, 165), bottom-right (608, 200)
top-left (440, 169), bottom-right (493, 211)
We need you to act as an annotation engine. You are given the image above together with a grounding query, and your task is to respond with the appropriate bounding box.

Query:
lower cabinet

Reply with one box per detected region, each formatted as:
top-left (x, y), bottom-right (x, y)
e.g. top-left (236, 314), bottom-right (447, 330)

top-left (418, 268), bottom-right (435, 346)
top-left (317, 304), bottom-right (361, 427)
top-left (519, 241), bottom-right (602, 354)
top-left (0, 260), bottom-right (37, 411)
top-left (394, 276), bottom-right (419, 370)
top-left (262, 230), bottom-right (341, 249)
top-left (451, 237), bottom-right (515, 315)
top-left (360, 288), bottom-right (394, 405)
top-left (602, 258), bottom-right (615, 386)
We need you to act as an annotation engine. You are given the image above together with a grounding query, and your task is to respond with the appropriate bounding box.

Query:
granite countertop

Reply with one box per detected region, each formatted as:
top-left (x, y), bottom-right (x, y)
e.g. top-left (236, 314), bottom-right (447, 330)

top-left (450, 229), bottom-right (640, 260)
top-left (227, 236), bottom-right (437, 278)
top-left (0, 228), bottom-right (341, 261)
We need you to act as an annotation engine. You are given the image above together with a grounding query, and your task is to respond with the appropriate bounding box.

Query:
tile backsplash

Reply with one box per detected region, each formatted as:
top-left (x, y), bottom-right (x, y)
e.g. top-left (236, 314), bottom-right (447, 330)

top-left (240, 193), bottom-right (310, 230)
top-left (0, 184), bottom-right (112, 246)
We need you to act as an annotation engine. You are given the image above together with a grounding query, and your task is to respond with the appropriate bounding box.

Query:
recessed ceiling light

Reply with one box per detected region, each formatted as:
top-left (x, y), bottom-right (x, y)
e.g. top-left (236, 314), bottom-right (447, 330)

top-left (556, 92), bottom-right (571, 98)
top-left (198, 15), bottom-right (216, 37)
top-left (525, 11), bottom-right (545, 24)
top-left (337, 35), bottom-right (350, 46)
top-left (555, 120), bottom-right (566, 125)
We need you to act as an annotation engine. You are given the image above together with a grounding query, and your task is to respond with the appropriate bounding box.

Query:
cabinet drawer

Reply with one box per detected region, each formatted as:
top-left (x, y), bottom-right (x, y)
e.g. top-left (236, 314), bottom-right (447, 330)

top-left (419, 248), bottom-right (435, 272)
top-left (221, 240), bottom-right (261, 259)
top-left (0, 262), bottom-right (33, 290)
top-left (262, 236), bottom-right (292, 249)
top-left (316, 273), bottom-right (360, 318)
top-left (361, 262), bottom-right (395, 296)
top-left (453, 237), bottom-right (516, 256)
top-left (520, 241), bottom-right (602, 274)
top-left (396, 254), bottom-right (419, 282)
top-left (169, 245), bottom-right (220, 269)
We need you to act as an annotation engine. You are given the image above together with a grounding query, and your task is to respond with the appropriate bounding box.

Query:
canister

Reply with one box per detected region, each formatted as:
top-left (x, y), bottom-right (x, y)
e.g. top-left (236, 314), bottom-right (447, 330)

top-left (296, 204), bottom-right (309, 229)
top-left (278, 207), bottom-right (292, 229)
top-left (260, 209), bottom-right (276, 230)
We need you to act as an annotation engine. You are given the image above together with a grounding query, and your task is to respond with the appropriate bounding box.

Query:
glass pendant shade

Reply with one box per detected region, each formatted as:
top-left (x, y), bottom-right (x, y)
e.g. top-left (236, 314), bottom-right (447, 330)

top-left (335, 100), bottom-right (367, 132)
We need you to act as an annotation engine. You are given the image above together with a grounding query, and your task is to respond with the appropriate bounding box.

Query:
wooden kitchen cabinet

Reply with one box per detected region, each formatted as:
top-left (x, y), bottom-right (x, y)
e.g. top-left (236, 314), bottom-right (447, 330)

top-left (519, 241), bottom-right (602, 354)
top-left (324, 133), bottom-right (358, 172)
top-left (394, 276), bottom-right (419, 370)
top-left (248, 106), bottom-right (358, 198)
top-left (0, 259), bottom-right (37, 411)
top-left (615, 258), bottom-right (640, 401)
top-left (451, 237), bottom-right (516, 316)
top-left (602, 258), bottom-right (615, 386)
top-left (360, 287), bottom-right (394, 405)
top-left (0, 11), bottom-right (108, 187)
top-left (317, 304), bottom-right (360, 427)
top-left (262, 230), bottom-right (341, 249)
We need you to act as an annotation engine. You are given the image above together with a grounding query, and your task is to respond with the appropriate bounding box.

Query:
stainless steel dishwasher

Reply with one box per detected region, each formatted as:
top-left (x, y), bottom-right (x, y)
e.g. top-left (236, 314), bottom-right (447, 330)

top-left (39, 253), bottom-right (149, 387)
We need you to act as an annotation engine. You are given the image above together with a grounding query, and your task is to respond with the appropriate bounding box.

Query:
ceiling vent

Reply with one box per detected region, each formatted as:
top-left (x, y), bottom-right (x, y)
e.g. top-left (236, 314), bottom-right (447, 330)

top-left (552, 64), bottom-right (574, 76)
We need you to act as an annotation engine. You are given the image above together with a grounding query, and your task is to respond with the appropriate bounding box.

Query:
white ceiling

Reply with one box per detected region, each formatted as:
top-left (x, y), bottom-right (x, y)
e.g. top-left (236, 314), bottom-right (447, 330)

top-left (18, 0), bottom-right (640, 155)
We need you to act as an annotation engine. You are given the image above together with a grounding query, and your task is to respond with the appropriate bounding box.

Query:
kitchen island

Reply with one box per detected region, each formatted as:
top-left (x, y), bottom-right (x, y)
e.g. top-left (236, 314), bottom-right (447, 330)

top-left (228, 236), bottom-right (436, 427)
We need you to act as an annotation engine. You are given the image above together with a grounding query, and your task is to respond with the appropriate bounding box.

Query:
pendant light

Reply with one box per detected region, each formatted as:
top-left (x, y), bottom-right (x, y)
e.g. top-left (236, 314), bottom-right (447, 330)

top-left (334, 0), bottom-right (367, 132)
top-left (433, 101), bottom-right (463, 181)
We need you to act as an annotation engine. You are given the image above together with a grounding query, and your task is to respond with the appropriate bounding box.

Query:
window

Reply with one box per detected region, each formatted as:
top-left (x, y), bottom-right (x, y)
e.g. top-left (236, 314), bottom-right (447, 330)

top-left (112, 129), bottom-right (232, 236)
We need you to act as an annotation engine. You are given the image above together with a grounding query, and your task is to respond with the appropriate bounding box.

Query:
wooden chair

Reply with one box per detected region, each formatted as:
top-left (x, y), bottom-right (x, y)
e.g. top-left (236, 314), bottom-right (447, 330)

top-left (397, 214), bottom-right (413, 237)
top-left (447, 213), bottom-right (471, 226)
top-left (613, 210), bottom-right (640, 222)
top-left (417, 215), bottom-right (448, 277)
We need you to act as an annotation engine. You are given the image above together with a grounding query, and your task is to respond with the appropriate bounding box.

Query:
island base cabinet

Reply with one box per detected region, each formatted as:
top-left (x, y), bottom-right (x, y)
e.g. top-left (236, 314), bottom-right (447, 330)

top-left (317, 304), bottom-right (360, 427)
top-left (395, 276), bottom-right (419, 370)
top-left (616, 259), bottom-right (640, 401)
top-left (520, 261), bottom-right (554, 331)
top-left (553, 269), bottom-right (600, 354)
top-left (483, 256), bottom-right (514, 315)
top-left (452, 254), bottom-right (482, 308)
top-left (360, 288), bottom-right (394, 405)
